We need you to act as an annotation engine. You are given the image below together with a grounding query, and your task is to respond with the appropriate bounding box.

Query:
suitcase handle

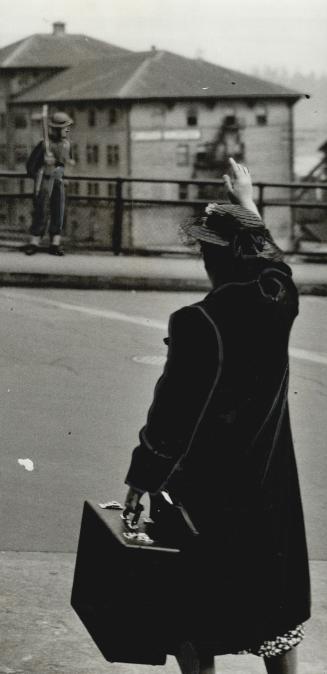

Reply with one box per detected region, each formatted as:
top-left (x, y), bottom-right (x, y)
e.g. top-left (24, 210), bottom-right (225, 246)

top-left (99, 499), bottom-right (144, 530)
top-left (122, 502), bottom-right (144, 529)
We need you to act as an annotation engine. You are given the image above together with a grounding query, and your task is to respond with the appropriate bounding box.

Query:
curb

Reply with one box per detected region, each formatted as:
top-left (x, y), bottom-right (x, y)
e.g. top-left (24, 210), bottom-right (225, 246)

top-left (297, 284), bottom-right (327, 297)
top-left (0, 272), bottom-right (327, 295)
top-left (0, 272), bottom-right (210, 291)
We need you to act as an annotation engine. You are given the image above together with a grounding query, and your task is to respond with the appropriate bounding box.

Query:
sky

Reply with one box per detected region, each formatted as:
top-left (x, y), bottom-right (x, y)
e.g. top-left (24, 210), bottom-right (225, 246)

top-left (0, 0), bottom-right (326, 76)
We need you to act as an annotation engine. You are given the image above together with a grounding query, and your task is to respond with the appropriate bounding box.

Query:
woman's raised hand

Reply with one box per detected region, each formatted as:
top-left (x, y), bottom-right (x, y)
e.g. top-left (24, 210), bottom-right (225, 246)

top-left (223, 158), bottom-right (260, 218)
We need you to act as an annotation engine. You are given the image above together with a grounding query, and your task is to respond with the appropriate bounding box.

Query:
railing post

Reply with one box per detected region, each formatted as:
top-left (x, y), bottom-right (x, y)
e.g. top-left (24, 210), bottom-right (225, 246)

top-left (257, 182), bottom-right (265, 219)
top-left (113, 178), bottom-right (123, 255)
top-left (288, 203), bottom-right (298, 253)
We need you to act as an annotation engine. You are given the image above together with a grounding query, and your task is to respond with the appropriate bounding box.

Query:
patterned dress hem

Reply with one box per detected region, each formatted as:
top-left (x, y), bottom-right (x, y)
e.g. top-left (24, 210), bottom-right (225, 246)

top-left (237, 624), bottom-right (304, 658)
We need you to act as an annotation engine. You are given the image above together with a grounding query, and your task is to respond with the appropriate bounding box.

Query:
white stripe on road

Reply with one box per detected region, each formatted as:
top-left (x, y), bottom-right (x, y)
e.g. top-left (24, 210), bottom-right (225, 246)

top-left (289, 348), bottom-right (327, 367)
top-left (46, 301), bottom-right (167, 330)
top-left (1, 291), bottom-right (326, 366)
top-left (0, 291), bottom-right (166, 330)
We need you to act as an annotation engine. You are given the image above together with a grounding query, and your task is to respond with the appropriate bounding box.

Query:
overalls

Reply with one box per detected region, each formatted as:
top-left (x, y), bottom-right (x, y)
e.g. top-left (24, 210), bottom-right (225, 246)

top-left (30, 139), bottom-right (70, 239)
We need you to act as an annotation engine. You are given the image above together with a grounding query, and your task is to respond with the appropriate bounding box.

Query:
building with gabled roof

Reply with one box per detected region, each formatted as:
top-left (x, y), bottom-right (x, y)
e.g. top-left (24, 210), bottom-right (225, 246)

top-left (0, 24), bottom-right (302, 249)
top-left (12, 48), bottom-right (297, 102)
top-left (0, 22), bottom-right (129, 69)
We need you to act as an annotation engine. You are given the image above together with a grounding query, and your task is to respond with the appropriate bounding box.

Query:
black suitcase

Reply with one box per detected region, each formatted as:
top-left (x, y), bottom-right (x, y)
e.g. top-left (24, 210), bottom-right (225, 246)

top-left (71, 499), bottom-right (197, 665)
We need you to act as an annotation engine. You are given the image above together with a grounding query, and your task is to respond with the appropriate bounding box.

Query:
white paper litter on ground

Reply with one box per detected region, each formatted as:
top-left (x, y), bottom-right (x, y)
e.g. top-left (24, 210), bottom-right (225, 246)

top-left (18, 459), bottom-right (34, 471)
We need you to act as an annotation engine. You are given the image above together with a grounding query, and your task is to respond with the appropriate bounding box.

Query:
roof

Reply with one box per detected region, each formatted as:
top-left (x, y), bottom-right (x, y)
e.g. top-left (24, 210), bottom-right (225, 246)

top-left (0, 33), bottom-right (129, 68)
top-left (13, 49), bottom-right (301, 103)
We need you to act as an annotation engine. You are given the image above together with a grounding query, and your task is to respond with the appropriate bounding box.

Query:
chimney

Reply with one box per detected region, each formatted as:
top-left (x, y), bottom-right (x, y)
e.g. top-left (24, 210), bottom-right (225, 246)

top-left (151, 45), bottom-right (157, 54)
top-left (53, 22), bottom-right (66, 36)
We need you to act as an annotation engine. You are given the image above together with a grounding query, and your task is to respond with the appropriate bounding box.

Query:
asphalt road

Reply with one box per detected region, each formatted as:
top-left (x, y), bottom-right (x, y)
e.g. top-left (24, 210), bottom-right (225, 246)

top-left (0, 288), bottom-right (326, 560)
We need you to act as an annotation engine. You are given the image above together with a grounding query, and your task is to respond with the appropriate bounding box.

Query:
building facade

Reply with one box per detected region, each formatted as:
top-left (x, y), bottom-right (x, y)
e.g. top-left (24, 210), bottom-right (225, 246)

top-left (0, 25), bottom-right (300, 250)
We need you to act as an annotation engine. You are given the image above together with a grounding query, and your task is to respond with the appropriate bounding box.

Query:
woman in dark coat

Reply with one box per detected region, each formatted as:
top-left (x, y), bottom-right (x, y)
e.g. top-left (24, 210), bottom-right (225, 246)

top-left (124, 159), bottom-right (310, 674)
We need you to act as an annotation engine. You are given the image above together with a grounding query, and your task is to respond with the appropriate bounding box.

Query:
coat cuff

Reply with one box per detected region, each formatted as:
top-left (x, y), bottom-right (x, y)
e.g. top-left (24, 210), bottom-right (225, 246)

top-left (125, 444), bottom-right (177, 495)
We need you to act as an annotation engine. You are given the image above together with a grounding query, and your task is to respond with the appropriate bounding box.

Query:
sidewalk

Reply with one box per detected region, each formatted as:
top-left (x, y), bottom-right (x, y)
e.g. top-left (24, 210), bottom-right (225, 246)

top-left (0, 552), bottom-right (325, 674)
top-left (1, 249), bottom-right (326, 673)
top-left (0, 249), bottom-right (326, 294)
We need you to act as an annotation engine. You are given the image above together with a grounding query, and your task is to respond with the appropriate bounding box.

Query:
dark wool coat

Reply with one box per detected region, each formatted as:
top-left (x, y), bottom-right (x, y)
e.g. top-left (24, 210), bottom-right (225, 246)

top-left (125, 259), bottom-right (311, 654)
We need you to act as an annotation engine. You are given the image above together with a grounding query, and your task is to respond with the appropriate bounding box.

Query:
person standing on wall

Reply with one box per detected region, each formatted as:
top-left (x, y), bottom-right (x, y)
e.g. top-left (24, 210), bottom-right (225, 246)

top-left (24, 111), bottom-right (74, 256)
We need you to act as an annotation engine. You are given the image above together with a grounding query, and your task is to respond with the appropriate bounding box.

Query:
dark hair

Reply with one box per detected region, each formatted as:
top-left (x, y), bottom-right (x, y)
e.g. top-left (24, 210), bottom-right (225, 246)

top-left (201, 233), bottom-right (284, 285)
top-left (201, 241), bottom-right (237, 281)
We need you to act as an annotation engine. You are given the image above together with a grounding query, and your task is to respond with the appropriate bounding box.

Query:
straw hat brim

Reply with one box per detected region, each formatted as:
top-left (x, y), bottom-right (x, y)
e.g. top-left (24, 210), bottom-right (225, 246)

top-left (182, 203), bottom-right (265, 246)
top-left (184, 223), bottom-right (230, 246)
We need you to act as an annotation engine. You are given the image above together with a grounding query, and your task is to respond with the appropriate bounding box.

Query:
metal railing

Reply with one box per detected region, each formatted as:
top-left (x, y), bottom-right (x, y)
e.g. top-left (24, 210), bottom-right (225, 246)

top-left (0, 171), bottom-right (327, 254)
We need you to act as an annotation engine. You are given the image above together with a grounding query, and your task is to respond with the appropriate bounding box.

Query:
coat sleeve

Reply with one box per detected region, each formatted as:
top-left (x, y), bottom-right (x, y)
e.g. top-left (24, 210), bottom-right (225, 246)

top-left (125, 305), bottom-right (221, 494)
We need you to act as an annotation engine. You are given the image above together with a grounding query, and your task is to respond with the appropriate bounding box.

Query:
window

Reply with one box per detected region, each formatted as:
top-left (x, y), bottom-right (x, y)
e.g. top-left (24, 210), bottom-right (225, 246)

top-left (19, 179), bottom-right (25, 194)
top-left (86, 144), bottom-right (99, 164)
top-left (196, 143), bottom-right (209, 164)
top-left (88, 108), bottom-right (96, 127)
top-left (0, 113), bottom-right (6, 129)
top-left (0, 144), bottom-right (6, 164)
top-left (187, 108), bottom-right (198, 126)
top-left (71, 143), bottom-right (79, 163)
top-left (14, 113), bottom-right (28, 129)
top-left (68, 109), bottom-right (76, 123)
top-left (107, 145), bottom-right (120, 166)
top-left (224, 110), bottom-right (236, 126)
top-left (255, 106), bottom-right (267, 126)
top-left (198, 184), bottom-right (213, 200)
top-left (0, 179), bottom-right (8, 193)
top-left (68, 181), bottom-right (80, 196)
top-left (108, 108), bottom-right (119, 125)
top-left (176, 144), bottom-right (189, 166)
top-left (87, 182), bottom-right (99, 196)
top-left (14, 145), bottom-right (28, 163)
top-left (178, 183), bottom-right (189, 200)
top-left (17, 74), bottom-right (31, 90)
top-left (107, 183), bottom-right (115, 197)
top-left (31, 114), bottom-right (41, 127)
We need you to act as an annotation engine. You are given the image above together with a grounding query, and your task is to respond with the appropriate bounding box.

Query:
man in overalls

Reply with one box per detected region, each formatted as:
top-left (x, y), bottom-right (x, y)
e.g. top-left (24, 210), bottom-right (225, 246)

top-left (25, 111), bottom-right (74, 256)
